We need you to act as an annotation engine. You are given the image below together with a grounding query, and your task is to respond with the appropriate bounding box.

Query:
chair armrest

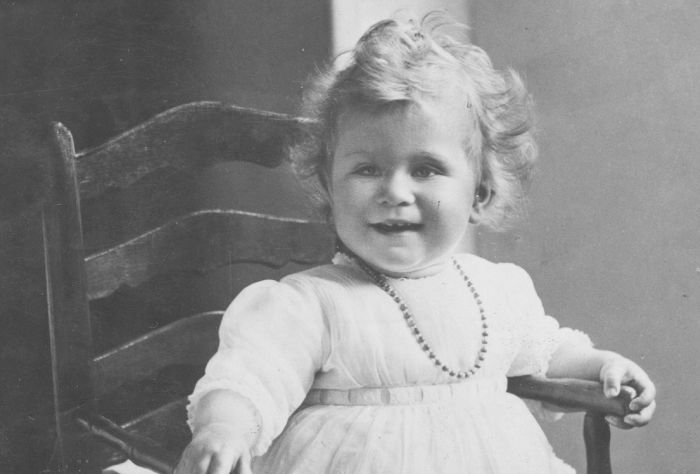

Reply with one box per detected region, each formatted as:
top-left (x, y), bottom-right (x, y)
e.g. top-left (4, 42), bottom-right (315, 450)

top-left (508, 375), bottom-right (633, 474)
top-left (75, 409), bottom-right (179, 474)
top-left (507, 375), bottom-right (630, 416)
top-left (77, 377), bottom-right (629, 474)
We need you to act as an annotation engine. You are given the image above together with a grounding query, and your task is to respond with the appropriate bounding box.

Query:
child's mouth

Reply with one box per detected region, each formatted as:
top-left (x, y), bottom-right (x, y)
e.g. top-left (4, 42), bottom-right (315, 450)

top-left (370, 222), bottom-right (422, 234)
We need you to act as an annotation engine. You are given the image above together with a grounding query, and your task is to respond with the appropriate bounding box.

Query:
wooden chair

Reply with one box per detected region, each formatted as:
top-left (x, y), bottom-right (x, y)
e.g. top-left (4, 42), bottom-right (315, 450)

top-left (42, 101), bottom-right (629, 474)
top-left (42, 102), bottom-right (335, 472)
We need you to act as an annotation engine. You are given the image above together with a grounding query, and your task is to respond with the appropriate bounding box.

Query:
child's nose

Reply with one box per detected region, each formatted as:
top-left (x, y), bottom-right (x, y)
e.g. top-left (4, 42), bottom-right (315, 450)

top-left (378, 172), bottom-right (415, 206)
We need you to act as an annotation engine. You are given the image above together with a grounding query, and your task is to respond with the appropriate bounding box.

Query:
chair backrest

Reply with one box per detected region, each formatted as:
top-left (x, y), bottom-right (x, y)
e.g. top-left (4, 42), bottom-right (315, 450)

top-left (42, 102), bottom-right (335, 470)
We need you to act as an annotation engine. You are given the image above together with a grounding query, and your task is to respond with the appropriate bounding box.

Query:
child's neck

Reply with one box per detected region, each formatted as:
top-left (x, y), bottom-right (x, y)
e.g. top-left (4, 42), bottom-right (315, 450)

top-left (334, 241), bottom-right (451, 279)
top-left (380, 260), bottom-right (449, 279)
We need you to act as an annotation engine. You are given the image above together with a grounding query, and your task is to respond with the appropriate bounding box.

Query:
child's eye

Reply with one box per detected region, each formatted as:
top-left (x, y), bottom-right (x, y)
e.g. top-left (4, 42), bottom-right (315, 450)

top-left (413, 165), bottom-right (442, 178)
top-left (353, 165), bottom-right (380, 176)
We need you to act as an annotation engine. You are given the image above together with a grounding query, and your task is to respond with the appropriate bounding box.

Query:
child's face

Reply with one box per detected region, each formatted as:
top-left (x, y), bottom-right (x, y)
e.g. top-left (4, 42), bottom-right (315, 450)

top-left (330, 98), bottom-right (481, 277)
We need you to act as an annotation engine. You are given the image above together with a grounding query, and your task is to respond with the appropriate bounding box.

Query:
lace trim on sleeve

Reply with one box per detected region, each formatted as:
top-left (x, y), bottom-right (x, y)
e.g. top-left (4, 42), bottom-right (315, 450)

top-left (186, 372), bottom-right (284, 456)
top-left (510, 314), bottom-right (561, 376)
top-left (186, 278), bottom-right (328, 457)
top-left (501, 262), bottom-right (593, 377)
top-left (521, 327), bottom-right (594, 422)
top-left (557, 327), bottom-right (593, 349)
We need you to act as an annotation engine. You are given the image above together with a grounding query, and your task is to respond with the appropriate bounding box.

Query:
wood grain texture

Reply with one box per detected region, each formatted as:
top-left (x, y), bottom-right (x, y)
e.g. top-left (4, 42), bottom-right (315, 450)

top-left (85, 209), bottom-right (334, 300)
top-left (121, 398), bottom-right (191, 461)
top-left (584, 413), bottom-right (613, 474)
top-left (92, 311), bottom-right (222, 399)
top-left (76, 410), bottom-right (179, 474)
top-left (42, 122), bottom-right (96, 472)
top-left (43, 122), bottom-right (94, 415)
top-left (75, 102), bottom-right (307, 199)
top-left (42, 102), bottom-right (329, 472)
top-left (507, 375), bottom-right (629, 416)
top-left (80, 169), bottom-right (200, 252)
top-left (508, 375), bottom-right (624, 474)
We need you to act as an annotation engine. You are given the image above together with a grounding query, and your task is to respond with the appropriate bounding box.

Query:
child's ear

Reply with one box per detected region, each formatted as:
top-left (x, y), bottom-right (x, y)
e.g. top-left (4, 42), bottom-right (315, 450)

top-left (469, 184), bottom-right (493, 224)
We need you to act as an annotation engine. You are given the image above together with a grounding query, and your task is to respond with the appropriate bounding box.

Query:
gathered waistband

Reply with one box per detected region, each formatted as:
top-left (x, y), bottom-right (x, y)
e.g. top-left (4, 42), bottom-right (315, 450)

top-left (303, 377), bottom-right (507, 406)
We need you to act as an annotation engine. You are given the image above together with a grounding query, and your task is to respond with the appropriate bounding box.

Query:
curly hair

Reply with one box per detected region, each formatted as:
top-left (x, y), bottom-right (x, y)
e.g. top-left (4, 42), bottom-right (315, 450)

top-left (291, 12), bottom-right (537, 230)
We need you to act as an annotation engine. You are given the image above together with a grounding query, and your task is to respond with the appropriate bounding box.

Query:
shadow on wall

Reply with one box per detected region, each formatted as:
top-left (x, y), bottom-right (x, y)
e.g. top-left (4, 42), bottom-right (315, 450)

top-left (0, 1), bottom-right (330, 472)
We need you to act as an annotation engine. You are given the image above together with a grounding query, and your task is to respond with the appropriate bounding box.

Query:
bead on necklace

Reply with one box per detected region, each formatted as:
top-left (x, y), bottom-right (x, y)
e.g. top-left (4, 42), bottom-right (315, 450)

top-left (351, 256), bottom-right (489, 380)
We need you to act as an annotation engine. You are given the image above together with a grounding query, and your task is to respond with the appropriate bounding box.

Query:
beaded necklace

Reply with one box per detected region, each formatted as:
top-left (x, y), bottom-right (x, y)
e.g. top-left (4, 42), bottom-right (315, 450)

top-left (349, 254), bottom-right (489, 380)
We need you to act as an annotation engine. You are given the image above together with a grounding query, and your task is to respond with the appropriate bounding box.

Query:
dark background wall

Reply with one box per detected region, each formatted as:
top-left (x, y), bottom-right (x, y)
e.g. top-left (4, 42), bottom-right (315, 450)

top-left (0, 1), bottom-right (329, 471)
top-left (473, 1), bottom-right (700, 472)
top-left (2, 1), bottom-right (697, 472)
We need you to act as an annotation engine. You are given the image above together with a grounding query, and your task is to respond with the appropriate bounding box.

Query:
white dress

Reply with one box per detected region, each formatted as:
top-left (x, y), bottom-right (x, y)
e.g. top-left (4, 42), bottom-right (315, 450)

top-left (187, 253), bottom-right (591, 473)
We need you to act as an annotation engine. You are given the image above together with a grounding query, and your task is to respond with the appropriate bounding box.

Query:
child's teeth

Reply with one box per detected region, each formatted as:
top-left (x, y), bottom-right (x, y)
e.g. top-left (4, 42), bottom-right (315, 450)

top-left (372, 222), bottom-right (418, 231)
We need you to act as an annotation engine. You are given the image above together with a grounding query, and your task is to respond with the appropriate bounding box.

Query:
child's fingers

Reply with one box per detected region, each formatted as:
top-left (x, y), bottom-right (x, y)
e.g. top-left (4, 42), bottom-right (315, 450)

top-left (604, 415), bottom-right (633, 430)
top-left (207, 451), bottom-right (237, 474)
top-left (629, 383), bottom-right (656, 411)
top-left (601, 362), bottom-right (625, 397)
top-left (627, 375), bottom-right (656, 410)
top-left (236, 451), bottom-right (254, 474)
top-left (176, 455), bottom-right (212, 474)
top-left (607, 398), bottom-right (656, 429)
top-left (174, 448), bottom-right (209, 474)
top-left (619, 384), bottom-right (637, 399)
top-left (624, 399), bottom-right (656, 427)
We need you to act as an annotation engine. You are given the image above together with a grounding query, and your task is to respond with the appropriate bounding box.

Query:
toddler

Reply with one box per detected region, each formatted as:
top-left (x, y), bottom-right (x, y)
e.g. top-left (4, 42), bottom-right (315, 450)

top-left (176, 14), bottom-right (655, 474)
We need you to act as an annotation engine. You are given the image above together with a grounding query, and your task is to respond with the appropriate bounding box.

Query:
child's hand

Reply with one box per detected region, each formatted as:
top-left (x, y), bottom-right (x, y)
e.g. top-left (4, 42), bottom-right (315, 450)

top-left (175, 422), bottom-right (253, 474)
top-left (599, 356), bottom-right (656, 429)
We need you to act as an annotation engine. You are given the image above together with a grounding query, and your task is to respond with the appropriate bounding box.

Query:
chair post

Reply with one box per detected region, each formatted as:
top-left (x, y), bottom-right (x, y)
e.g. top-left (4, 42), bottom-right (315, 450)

top-left (43, 122), bottom-right (95, 471)
top-left (583, 412), bottom-right (612, 474)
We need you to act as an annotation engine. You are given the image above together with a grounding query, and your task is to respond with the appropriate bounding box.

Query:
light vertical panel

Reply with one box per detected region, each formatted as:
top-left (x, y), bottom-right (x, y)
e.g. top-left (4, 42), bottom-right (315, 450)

top-left (329, 0), bottom-right (474, 252)
top-left (330, 0), bottom-right (470, 54)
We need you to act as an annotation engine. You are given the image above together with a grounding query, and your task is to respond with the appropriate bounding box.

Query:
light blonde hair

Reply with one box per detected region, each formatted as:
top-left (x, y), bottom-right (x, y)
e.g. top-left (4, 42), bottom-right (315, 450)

top-left (292, 12), bottom-right (537, 230)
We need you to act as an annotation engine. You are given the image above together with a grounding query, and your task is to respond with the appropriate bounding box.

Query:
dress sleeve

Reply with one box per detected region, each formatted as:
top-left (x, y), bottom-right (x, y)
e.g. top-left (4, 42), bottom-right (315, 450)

top-left (186, 277), bottom-right (329, 456)
top-left (502, 264), bottom-right (592, 378)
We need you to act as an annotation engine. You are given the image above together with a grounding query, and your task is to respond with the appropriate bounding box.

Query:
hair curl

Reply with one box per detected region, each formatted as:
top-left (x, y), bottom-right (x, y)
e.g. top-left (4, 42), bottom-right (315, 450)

top-left (291, 12), bottom-right (537, 230)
